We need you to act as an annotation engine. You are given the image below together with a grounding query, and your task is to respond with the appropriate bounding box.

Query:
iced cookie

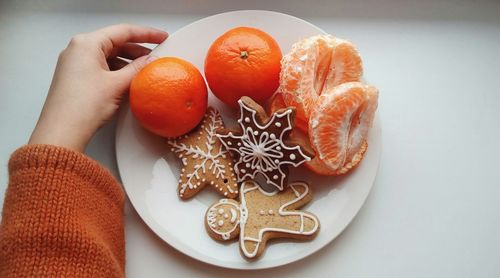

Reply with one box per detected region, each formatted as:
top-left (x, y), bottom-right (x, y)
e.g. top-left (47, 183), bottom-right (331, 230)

top-left (168, 107), bottom-right (239, 199)
top-left (205, 181), bottom-right (320, 259)
top-left (216, 96), bottom-right (314, 191)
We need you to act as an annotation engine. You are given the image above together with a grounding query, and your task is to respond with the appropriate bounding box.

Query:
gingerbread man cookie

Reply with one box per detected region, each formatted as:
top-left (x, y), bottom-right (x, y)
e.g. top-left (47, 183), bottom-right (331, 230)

top-left (205, 180), bottom-right (320, 259)
top-left (168, 107), bottom-right (239, 199)
top-left (216, 96), bottom-right (314, 191)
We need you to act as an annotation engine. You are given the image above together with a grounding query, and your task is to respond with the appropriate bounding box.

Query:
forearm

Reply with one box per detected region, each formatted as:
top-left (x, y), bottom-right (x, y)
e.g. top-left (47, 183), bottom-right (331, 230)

top-left (0, 145), bottom-right (125, 277)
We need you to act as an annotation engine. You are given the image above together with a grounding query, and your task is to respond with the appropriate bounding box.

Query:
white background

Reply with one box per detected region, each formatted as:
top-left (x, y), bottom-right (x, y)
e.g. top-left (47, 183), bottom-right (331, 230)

top-left (1, 0), bottom-right (500, 277)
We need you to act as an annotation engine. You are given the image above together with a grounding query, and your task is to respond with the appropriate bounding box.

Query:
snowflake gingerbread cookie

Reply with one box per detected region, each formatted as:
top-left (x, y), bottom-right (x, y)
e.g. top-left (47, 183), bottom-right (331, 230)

top-left (168, 107), bottom-right (239, 200)
top-left (205, 180), bottom-right (320, 259)
top-left (216, 96), bottom-right (314, 191)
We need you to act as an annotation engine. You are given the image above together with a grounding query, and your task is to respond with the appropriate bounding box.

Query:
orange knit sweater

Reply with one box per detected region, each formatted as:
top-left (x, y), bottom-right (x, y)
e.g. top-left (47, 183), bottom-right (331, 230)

top-left (0, 145), bottom-right (125, 277)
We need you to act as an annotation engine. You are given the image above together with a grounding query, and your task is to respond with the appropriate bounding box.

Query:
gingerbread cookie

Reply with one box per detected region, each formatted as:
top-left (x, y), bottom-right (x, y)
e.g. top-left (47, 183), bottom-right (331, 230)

top-left (205, 180), bottom-right (320, 259)
top-left (168, 107), bottom-right (239, 199)
top-left (216, 96), bottom-right (314, 191)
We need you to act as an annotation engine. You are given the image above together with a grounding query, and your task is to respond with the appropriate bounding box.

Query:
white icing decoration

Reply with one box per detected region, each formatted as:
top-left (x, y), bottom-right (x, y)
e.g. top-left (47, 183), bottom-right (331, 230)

top-left (259, 210), bottom-right (265, 215)
top-left (218, 220), bottom-right (224, 226)
top-left (244, 117), bottom-right (250, 123)
top-left (216, 100), bottom-right (312, 191)
top-left (230, 208), bottom-right (237, 223)
top-left (268, 209), bottom-right (274, 215)
top-left (238, 181), bottom-right (319, 258)
top-left (290, 154), bottom-right (296, 160)
top-left (168, 109), bottom-right (236, 196)
top-left (291, 185), bottom-right (300, 197)
top-left (218, 208), bottom-right (224, 214)
top-left (224, 213), bottom-right (229, 219)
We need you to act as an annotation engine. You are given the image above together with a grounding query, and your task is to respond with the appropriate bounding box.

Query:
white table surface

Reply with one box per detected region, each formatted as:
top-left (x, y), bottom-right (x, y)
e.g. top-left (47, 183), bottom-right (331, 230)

top-left (1, 1), bottom-right (500, 277)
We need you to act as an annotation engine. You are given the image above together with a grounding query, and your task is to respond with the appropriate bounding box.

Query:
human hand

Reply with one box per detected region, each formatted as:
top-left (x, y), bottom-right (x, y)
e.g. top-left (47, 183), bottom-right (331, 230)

top-left (29, 24), bottom-right (168, 152)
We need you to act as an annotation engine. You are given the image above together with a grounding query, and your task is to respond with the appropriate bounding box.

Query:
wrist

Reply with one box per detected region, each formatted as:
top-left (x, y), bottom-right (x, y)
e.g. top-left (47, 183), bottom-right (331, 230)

top-left (28, 113), bottom-right (97, 152)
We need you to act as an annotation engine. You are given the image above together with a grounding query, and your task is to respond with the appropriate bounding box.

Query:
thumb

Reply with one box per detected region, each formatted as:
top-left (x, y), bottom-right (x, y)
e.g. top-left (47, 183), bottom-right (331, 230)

top-left (114, 55), bottom-right (157, 90)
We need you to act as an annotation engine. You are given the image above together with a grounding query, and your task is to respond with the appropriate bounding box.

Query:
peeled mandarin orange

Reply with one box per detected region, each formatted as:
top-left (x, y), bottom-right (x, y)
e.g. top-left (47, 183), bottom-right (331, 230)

top-left (130, 57), bottom-right (208, 138)
top-left (280, 35), bottom-right (363, 124)
top-left (308, 82), bottom-right (378, 174)
top-left (204, 27), bottom-right (282, 107)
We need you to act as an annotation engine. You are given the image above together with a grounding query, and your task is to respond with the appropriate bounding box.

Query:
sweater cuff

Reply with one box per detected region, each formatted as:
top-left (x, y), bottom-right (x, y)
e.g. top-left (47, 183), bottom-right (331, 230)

top-left (8, 144), bottom-right (124, 208)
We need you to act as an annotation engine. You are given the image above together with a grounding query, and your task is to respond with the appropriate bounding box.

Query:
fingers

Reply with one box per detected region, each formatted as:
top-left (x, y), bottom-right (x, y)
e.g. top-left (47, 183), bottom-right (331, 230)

top-left (107, 44), bottom-right (151, 70)
top-left (112, 55), bottom-right (156, 91)
top-left (116, 43), bottom-right (152, 60)
top-left (91, 24), bottom-right (168, 57)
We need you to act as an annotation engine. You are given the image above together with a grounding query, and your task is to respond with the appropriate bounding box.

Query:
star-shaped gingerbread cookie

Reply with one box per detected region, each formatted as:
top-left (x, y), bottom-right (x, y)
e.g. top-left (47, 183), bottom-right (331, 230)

top-left (216, 96), bottom-right (314, 191)
top-left (168, 107), bottom-right (239, 200)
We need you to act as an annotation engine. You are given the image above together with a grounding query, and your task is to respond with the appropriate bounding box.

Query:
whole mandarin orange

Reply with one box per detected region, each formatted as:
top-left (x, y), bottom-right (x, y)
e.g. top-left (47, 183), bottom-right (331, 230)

top-left (130, 57), bottom-right (208, 137)
top-left (204, 27), bottom-right (282, 107)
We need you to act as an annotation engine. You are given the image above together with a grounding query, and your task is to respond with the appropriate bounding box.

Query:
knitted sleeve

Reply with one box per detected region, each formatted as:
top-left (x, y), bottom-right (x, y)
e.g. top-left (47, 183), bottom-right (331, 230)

top-left (0, 145), bottom-right (125, 277)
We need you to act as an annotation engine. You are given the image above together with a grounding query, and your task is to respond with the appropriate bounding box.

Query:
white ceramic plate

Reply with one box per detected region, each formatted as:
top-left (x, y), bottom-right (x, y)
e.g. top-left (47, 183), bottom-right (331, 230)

top-left (115, 10), bottom-right (381, 270)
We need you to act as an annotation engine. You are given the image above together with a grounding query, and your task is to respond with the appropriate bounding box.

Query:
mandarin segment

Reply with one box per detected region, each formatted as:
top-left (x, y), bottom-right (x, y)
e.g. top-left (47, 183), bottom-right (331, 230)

top-left (308, 82), bottom-right (378, 174)
top-left (279, 35), bottom-right (363, 124)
